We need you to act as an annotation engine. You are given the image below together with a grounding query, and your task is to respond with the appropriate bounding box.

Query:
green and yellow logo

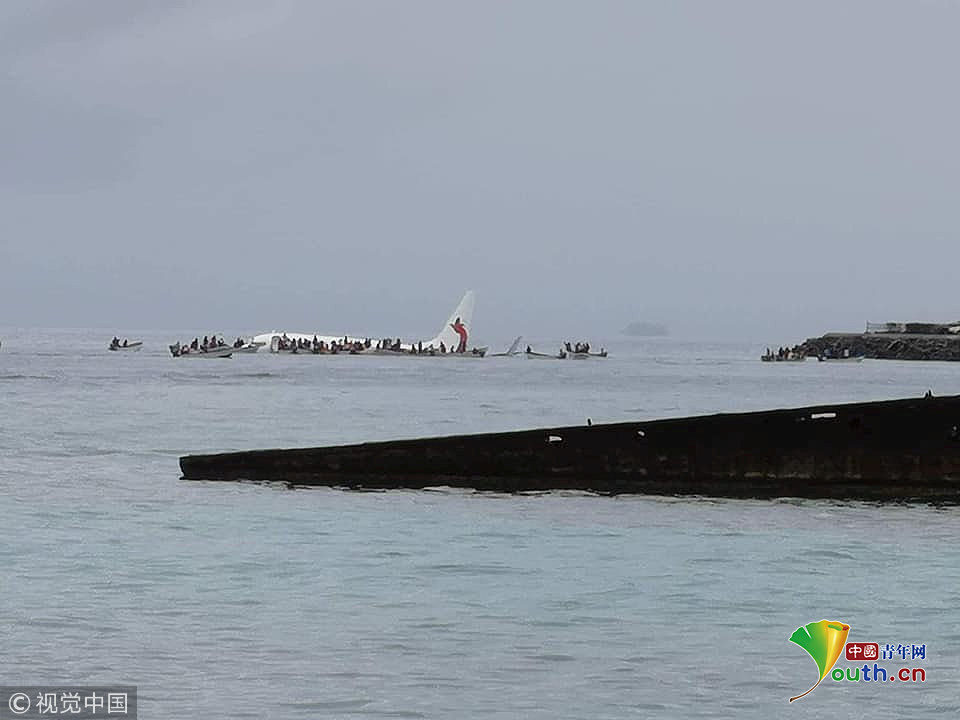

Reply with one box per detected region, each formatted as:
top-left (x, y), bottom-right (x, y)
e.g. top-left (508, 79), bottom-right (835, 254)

top-left (788, 619), bottom-right (850, 702)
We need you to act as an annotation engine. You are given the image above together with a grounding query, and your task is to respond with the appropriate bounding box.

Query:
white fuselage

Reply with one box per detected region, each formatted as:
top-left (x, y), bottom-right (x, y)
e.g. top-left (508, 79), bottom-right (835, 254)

top-left (253, 291), bottom-right (477, 355)
top-left (253, 333), bottom-right (419, 352)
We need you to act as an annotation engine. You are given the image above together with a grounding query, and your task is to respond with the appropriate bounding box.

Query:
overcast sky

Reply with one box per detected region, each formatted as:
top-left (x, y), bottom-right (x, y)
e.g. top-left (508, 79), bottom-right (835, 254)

top-left (2, 1), bottom-right (958, 342)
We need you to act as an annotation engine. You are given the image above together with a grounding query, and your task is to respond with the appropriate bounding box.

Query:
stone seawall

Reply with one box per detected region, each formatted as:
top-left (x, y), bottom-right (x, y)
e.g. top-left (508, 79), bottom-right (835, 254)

top-left (801, 333), bottom-right (960, 361)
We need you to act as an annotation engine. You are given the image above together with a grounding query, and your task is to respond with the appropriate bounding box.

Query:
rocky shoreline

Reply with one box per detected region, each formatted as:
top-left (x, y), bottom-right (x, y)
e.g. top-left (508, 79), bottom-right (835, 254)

top-left (801, 333), bottom-right (960, 361)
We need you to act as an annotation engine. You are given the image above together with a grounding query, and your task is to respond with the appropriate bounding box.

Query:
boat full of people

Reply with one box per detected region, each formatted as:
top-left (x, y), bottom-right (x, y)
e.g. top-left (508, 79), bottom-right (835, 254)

top-left (271, 334), bottom-right (374, 354)
top-left (109, 337), bottom-right (142, 352)
top-left (169, 336), bottom-right (235, 358)
top-left (563, 341), bottom-right (607, 359)
top-left (761, 346), bottom-right (806, 362)
top-left (270, 333), bottom-right (486, 357)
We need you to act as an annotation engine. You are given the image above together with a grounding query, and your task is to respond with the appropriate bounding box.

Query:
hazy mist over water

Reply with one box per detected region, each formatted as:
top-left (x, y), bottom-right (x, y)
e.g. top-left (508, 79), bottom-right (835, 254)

top-left (2, 1), bottom-right (960, 341)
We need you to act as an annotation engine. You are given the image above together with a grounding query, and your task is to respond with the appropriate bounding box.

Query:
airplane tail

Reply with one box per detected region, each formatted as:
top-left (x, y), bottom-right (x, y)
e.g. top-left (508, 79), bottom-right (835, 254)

top-left (427, 291), bottom-right (476, 351)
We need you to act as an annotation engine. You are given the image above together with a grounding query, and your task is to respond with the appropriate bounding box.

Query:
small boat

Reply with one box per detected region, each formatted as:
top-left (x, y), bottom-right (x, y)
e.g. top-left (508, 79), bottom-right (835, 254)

top-left (374, 347), bottom-right (488, 358)
top-left (109, 340), bottom-right (142, 352)
top-left (817, 355), bottom-right (864, 363)
top-left (525, 348), bottom-right (566, 360)
top-left (169, 342), bottom-right (232, 358)
top-left (761, 354), bottom-right (806, 362)
top-left (231, 342), bottom-right (262, 354)
top-left (561, 342), bottom-right (607, 359)
top-left (565, 349), bottom-right (608, 359)
top-left (451, 347), bottom-right (487, 358)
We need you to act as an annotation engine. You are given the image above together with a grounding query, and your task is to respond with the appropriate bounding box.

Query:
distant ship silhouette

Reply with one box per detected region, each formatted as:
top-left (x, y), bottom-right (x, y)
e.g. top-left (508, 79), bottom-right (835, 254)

top-left (622, 321), bottom-right (668, 337)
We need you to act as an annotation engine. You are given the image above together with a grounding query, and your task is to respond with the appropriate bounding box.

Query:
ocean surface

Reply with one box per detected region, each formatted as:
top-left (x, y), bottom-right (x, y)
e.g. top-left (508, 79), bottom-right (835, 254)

top-left (2, 328), bottom-right (959, 718)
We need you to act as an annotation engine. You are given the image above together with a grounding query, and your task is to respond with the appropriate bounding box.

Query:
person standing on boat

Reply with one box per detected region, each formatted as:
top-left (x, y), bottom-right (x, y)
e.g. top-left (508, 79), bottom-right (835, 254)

top-left (450, 317), bottom-right (468, 353)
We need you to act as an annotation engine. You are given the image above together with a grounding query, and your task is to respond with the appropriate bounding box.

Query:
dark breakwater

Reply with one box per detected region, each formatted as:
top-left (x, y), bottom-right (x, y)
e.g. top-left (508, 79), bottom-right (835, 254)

top-left (802, 332), bottom-right (960, 361)
top-left (181, 395), bottom-right (960, 502)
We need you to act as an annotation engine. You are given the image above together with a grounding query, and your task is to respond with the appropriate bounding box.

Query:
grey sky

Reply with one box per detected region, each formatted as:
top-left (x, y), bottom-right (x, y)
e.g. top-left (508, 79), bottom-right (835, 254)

top-left (2, 1), bottom-right (958, 342)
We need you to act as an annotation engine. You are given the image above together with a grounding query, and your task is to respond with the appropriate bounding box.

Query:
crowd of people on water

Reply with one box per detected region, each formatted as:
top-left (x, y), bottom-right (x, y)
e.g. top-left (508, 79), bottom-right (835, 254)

top-left (762, 345), bottom-right (806, 361)
top-left (762, 344), bottom-right (863, 362)
top-left (275, 334), bottom-right (372, 354)
top-left (274, 334), bottom-right (482, 356)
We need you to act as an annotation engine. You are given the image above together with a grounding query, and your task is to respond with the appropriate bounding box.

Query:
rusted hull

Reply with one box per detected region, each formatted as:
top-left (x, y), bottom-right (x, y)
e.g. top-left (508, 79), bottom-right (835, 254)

top-left (179, 396), bottom-right (960, 501)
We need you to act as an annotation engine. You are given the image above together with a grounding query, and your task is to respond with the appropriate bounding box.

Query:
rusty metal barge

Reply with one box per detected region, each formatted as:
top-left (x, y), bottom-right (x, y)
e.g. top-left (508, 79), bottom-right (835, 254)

top-left (179, 395), bottom-right (960, 502)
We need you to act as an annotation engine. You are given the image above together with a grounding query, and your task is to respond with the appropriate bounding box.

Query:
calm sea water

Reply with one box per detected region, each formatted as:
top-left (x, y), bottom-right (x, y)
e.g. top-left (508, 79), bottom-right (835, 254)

top-left (2, 328), bottom-right (959, 718)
